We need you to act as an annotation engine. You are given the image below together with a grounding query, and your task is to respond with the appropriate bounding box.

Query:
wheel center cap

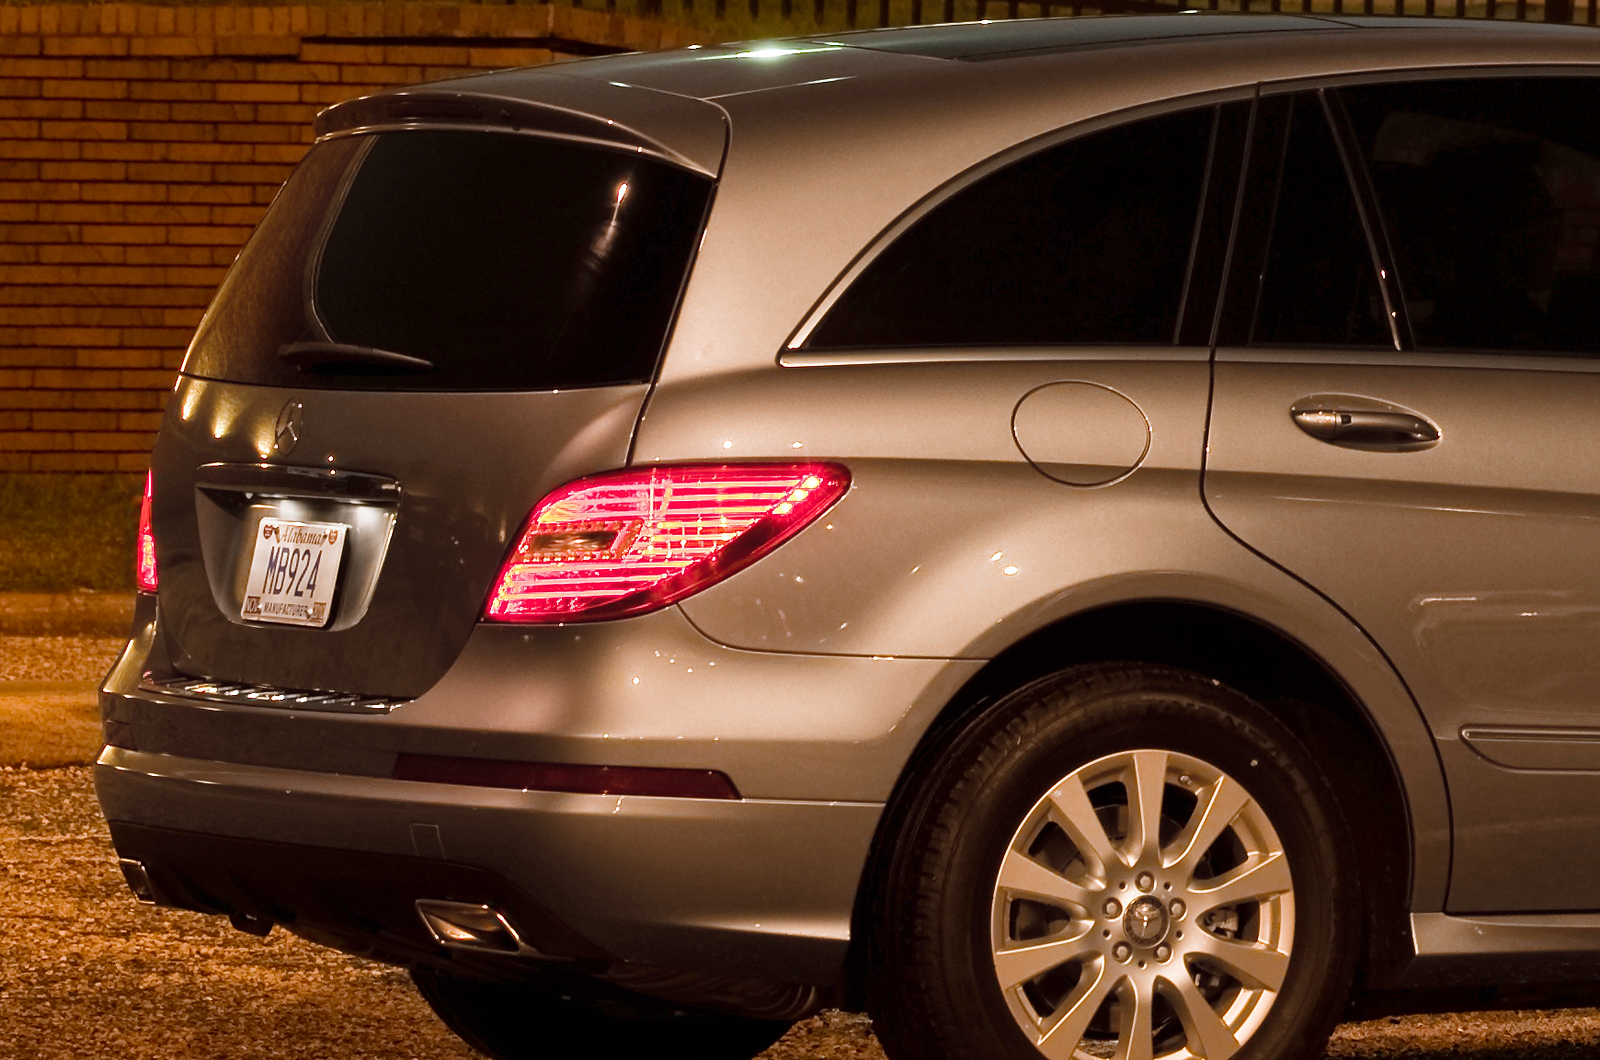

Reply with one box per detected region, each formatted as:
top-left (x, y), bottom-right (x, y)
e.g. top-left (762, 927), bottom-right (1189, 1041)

top-left (1122, 895), bottom-right (1169, 948)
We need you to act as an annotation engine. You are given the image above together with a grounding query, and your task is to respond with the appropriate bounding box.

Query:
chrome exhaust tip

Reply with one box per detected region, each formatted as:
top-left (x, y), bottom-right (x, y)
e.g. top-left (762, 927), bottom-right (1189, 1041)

top-left (415, 899), bottom-right (561, 959)
top-left (118, 858), bottom-right (158, 905)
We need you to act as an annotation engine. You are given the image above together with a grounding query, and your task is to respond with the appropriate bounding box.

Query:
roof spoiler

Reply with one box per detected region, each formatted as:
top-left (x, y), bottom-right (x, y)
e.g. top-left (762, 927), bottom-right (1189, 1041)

top-left (314, 89), bottom-right (714, 175)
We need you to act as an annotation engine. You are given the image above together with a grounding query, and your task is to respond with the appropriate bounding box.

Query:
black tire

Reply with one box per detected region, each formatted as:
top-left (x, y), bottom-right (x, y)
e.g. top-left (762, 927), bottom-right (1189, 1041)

top-left (411, 970), bottom-right (793, 1060)
top-left (866, 663), bottom-right (1359, 1060)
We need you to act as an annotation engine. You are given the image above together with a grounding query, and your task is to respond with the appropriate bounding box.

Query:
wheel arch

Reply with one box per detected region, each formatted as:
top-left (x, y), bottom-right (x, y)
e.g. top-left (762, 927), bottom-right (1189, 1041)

top-left (848, 598), bottom-right (1421, 1008)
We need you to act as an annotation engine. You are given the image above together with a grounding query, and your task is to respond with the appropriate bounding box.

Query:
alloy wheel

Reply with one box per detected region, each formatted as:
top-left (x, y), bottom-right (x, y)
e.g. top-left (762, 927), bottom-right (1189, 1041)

top-left (990, 749), bottom-right (1294, 1060)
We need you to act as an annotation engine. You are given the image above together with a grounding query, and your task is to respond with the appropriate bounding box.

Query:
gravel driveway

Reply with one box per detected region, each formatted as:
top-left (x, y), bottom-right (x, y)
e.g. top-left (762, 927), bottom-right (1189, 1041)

top-left (6, 635), bottom-right (1600, 1060)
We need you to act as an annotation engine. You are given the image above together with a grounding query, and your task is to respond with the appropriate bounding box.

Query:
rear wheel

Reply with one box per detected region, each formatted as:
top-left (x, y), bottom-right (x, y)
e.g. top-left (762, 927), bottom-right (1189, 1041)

top-left (868, 663), bottom-right (1358, 1060)
top-left (411, 970), bottom-right (792, 1060)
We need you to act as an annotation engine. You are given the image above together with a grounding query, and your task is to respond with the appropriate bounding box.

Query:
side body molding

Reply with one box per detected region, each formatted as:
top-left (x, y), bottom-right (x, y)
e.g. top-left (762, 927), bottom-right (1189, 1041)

top-left (1405, 912), bottom-right (1600, 988)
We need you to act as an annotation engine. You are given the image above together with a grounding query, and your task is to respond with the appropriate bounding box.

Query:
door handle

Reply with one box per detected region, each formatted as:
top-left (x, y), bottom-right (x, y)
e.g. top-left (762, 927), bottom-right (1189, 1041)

top-left (1292, 408), bottom-right (1440, 449)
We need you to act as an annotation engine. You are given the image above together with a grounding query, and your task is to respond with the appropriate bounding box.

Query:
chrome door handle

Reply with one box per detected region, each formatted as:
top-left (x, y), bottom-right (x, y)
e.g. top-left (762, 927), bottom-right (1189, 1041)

top-left (1292, 408), bottom-right (1440, 448)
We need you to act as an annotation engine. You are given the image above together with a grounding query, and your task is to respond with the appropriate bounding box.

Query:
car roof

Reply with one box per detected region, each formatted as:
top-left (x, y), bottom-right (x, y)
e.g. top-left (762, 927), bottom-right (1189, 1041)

top-left (483, 13), bottom-right (1597, 100)
top-left (317, 15), bottom-right (1600, 383)
top-left (322, 14), bottom-right (1599, 172)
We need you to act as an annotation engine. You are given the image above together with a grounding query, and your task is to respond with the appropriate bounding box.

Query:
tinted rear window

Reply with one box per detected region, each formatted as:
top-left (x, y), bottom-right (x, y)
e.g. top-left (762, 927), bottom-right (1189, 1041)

top-left (183, 130), bottom-right (714, 391)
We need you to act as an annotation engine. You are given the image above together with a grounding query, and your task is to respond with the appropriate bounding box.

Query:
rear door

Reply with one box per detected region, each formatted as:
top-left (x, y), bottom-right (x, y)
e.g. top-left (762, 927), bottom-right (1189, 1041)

top-left (150, 105), bottom-right (721, 700)
top-left (1204, 76), bottom-right (1600, 912)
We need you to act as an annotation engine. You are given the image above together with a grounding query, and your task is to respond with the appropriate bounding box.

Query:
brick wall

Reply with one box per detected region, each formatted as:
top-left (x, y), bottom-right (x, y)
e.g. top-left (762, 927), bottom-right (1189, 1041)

top-left (0, 3), bottom-right (707, 472)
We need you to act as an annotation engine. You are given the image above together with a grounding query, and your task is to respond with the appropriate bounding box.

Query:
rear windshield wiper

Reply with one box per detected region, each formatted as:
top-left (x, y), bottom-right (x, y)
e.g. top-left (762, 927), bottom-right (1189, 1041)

top-left (278, 341), bottom-right (436, 374)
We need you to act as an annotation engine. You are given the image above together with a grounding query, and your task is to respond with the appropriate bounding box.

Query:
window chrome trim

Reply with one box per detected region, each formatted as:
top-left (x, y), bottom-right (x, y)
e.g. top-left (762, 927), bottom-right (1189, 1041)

top-left (1256, 61), bottom-right (1600, 99)
top-left (1219, 345), bottom-right (1600, 374)
top-left (780, 345), bottom-right (1211, 368)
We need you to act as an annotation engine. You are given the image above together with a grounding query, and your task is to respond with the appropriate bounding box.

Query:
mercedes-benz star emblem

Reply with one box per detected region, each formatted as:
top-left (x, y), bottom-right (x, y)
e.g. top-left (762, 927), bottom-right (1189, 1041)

top-left (273, 400), bottom-right (304, 455)
top-left (1122, 895), bottom-right (1169, 948)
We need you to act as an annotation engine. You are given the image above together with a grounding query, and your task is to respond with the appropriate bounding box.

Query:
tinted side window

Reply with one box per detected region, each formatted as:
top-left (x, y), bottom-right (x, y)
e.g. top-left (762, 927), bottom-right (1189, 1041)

top-left (1251, 94), bottom-right (1390, 349)
top-left (1343, 78), bottom-right (1600, 355)
top-left (805, 109), bottom-right (1215, 349)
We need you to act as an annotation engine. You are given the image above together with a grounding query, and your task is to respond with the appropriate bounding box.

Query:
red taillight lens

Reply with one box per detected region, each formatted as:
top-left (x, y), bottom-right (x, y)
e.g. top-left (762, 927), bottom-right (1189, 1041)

top-left (484, 463), bottom-right (850, 623)
top-left (136, 469), bottom-right (158, 592)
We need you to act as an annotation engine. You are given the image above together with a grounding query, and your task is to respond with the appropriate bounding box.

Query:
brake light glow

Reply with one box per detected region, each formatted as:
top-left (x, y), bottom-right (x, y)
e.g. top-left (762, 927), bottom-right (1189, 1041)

top-left (136, 470), bottom-right (158, 592)
top-left (484, 463), bottom-right (849, 623)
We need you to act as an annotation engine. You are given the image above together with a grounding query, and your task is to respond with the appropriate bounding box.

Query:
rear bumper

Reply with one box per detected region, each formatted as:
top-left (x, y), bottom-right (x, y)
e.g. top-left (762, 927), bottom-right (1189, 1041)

top-left (97, 748), bottom-right (877, 984)
top-left (96, 600), bottom-right (981, 987)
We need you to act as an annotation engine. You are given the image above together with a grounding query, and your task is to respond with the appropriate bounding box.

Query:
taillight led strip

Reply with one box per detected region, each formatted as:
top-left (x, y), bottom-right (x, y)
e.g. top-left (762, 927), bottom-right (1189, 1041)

top-left (136, 469), bottom-right (158, 592)
top-left (483, 462), bottom-right (849, 623)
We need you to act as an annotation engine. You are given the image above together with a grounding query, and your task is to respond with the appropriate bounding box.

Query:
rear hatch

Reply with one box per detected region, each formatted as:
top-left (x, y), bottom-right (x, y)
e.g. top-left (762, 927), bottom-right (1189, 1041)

top-left (147, 87), bottom-right (722, 699)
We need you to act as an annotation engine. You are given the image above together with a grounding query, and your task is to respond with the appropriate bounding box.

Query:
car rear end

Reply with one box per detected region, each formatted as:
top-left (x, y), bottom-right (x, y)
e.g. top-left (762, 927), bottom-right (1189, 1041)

top-left (92, 73), bottom-right (912, 1017)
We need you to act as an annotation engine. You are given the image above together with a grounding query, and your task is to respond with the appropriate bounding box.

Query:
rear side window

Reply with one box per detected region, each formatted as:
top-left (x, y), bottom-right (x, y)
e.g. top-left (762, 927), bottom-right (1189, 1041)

top-left (183, 130), bottom-right (713, 391)
top-left (1342, 78), bottom-right (1600, 356)
top-left (805, 108), bottom-right (1215, 349)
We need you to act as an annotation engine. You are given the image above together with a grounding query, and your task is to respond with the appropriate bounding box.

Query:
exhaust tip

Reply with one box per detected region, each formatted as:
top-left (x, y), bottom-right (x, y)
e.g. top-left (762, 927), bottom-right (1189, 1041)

top-left (415, 899), bottom-right (559, 959)
top-left (118, 858), bottom-right (158, 905)
top-left (229, 911), bottom-right (274, 937)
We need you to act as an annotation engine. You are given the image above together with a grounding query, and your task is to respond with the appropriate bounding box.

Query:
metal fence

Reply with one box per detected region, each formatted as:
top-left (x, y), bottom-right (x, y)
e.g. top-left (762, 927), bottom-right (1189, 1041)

top-left (581, 0), bottom-right (1596, 39)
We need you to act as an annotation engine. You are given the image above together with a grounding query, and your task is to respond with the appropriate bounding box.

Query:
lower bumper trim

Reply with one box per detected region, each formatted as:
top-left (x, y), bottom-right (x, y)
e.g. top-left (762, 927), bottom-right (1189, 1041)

top-left (106, 820), bottom-right (610, 967)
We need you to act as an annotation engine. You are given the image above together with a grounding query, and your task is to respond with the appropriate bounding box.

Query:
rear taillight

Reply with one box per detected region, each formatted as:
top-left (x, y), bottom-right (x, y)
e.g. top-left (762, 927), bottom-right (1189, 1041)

top-left (136, 469), bottom-right (158, 592)
top-left (484, 463), bottom-right (850, 623)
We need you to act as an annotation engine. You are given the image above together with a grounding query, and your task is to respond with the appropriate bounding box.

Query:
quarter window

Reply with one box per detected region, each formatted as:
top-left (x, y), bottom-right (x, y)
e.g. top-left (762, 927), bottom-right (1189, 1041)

top-left (805, 108), bottom-right (1215, 349)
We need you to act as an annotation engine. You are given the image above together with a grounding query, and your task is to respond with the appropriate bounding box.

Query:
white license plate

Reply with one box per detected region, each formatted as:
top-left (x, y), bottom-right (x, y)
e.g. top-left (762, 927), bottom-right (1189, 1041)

top-left (241, 518), bottom-right (350, 628)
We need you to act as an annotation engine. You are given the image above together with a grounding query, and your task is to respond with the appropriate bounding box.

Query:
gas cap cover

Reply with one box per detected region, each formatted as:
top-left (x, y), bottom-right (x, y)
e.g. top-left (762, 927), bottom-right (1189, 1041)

top-left (1012, 381), bottom-right (1151, 487)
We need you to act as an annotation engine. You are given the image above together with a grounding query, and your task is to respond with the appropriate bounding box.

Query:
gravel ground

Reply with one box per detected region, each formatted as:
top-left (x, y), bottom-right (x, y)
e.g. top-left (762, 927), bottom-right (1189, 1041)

top-left (7, 636), bottom-right (1600, 1060)
top-left (0, 635), bottom-right (123, 769)
top-left (0, 635), bottom-right (126, 682)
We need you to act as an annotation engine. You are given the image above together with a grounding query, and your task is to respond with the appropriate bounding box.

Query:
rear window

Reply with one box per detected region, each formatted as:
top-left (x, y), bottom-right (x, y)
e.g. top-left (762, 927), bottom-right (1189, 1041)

top-left (183, 130), bottom-right (714, 391)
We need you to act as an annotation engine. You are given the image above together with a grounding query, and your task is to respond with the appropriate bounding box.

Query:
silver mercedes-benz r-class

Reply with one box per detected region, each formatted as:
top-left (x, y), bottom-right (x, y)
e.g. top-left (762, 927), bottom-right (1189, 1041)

top-left (96, 13), bottom-right (1600, 1060)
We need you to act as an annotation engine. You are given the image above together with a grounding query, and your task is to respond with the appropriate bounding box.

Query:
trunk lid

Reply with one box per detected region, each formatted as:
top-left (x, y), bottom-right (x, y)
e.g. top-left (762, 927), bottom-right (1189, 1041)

top-left (147, 92), bottom-right (721, 699)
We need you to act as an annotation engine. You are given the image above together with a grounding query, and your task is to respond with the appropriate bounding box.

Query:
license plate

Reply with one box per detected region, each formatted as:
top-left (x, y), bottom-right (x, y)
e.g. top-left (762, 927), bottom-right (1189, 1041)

top-left (241, 518), bottom-right (350, 628)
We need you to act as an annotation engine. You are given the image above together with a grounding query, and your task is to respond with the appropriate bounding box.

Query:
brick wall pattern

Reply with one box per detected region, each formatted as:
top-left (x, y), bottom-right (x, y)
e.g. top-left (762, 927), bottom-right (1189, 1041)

top-left (0, 3), bottom-right (708, 471)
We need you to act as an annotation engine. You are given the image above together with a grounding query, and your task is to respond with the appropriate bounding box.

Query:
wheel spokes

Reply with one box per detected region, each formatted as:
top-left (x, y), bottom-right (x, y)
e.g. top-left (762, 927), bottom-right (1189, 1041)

top-left (1046, 773), bottom-right (1120, 875)
top-left (997, 849), bottom-right (1098, 914)
top-left (1188, 934), bottom-right (1291, 992)
top-left (1125, 751), bottom-right (1169, 866)
top-left (1168, 775), bottom-right (1250, 872)
top-left (1111, 978), bottom-right (1155, 1060)
top-left (1034, 959), bottom-right (1115, 1060)
top-left (1188, 851), bottom-right (1292, 917)
top-left (993, 928), bottom-right (1095, 991)
top-left (1164, 969), bottom-right (1242, 1060)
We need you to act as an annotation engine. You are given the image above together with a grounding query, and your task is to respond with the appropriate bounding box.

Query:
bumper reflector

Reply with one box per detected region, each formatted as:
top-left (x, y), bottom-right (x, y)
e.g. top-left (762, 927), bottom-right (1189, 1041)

top-left (393, 754), bottom-right (741, 800)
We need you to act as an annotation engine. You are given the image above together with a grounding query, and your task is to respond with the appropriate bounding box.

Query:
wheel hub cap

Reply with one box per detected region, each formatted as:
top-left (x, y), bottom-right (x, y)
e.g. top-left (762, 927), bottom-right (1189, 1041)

top-left (1122, 895), bottom-right (1169, 948)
